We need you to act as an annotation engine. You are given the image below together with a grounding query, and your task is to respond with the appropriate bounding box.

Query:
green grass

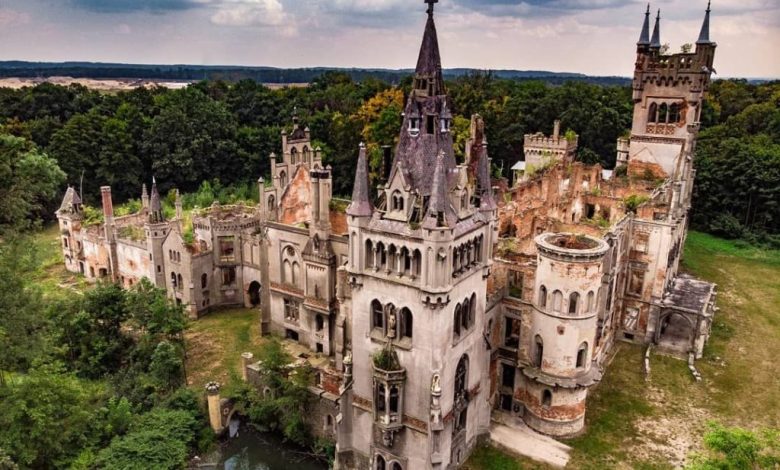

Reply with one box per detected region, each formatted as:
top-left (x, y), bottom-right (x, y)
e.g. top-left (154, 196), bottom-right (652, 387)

top-left (463, 444), bottom-right (550, 470)
top-left (27, 224), bottom-right (91, 298)
top-left (470, 231), bottom-right (780, 468)
top-left (184, 308), bottom-right (264, 390)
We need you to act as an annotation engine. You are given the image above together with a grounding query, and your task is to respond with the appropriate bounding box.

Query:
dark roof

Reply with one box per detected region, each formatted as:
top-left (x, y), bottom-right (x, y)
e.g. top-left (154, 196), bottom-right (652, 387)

top-left (415, 10), bottom-right (444, 95)
top-left (697, 1), bottom-right (712, 45)
top-left (637, 4), bottom-right (651, 46)
top-left (347, 143), bottom-right (373, 217)
top-left (58, 186), bottom-right (82, 213)
top-left (422, 151), bottom-right (457, 229)
top-left (650, 9), bottom-right (661, 48)
top-left (149, 179), bottom-right (164, 223)
top-left (663, 273), bottom-right (715, 314)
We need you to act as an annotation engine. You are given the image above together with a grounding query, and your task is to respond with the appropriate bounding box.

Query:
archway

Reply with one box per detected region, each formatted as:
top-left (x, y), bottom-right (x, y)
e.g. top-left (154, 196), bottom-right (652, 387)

top-left (248, 281), bottom-right (261, 307)
top-left (656, 311), bottom-right (695, 355)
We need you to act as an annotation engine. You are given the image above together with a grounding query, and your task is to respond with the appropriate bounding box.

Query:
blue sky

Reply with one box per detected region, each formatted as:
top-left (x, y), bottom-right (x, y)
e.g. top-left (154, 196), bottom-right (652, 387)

top-left (0, 0), bottom-right (777, 77)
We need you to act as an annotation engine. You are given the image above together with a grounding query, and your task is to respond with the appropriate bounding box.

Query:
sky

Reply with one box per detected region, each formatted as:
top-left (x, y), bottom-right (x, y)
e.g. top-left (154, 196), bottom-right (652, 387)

top-left (0, 0), bottom-right (778, 78)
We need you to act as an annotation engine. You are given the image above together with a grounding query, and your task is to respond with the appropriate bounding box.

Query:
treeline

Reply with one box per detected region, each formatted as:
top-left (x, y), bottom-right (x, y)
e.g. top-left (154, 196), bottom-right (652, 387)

top-left (693, 80), bottom-right (780, 244)
top-left (0, 74), bottom-right (778, 241)
top-left (0, 61), bottom-right (631, 86)
top-left (0, 72), bottom-right (632, 202)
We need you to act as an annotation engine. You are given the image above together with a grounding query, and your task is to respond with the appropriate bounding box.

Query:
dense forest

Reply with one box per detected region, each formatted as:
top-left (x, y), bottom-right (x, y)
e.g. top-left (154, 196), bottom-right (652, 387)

top-left (0, 75), bottom-right (778, 239)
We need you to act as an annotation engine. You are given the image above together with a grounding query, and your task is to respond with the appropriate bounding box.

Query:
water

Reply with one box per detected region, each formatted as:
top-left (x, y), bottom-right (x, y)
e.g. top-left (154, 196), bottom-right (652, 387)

top-left (216, 423), bottom-right (327, 470)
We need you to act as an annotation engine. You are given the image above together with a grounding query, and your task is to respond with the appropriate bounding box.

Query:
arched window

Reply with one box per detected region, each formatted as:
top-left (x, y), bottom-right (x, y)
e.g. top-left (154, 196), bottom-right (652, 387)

top-left (455, 355), bottom-right (469, 399)
top-left (177, 274), bottom-right (183, 290)
top-left (587, 291), bottom-right (595, 313)
top-left (376, 242), bottom-right (386, 269)
top-left (542, 389), bottom-right (552, 407)
top-left (316, 315), bottom-right (324, 331)
top-left (292, 262), bottom-right (300, 286)
top-left (391, 463), bottom-right (403, 470)
top-left (372, 300), bottom-right (384, 331)
top-left (279, 170), bottom-right (288, 188)
top-left (201, 273), bottom-right (208, 289)
top-left (283, 260), bottom-right (292, 285)
top-left (401, 308), bottom-right (413, 339)
top-left (268, 195), bottom-right (276, 212)
top-left (290, 147), bottom-right (298, 165)
top-left (375, 455), bottom-right (386, 470)
top-left (461, 298), bottom-right (470, 331)
top-left (453, 304), bottom-right (462, 337)
top-left (413, 249), bottom-right (422, 277)
top-left (577, 342), bottom-right (588, 369)
top-left (470, 293), bottom-right (477, 321)
top-left (171, 272), bottom-right (177, 288)
top-left (552, 290), bottom-right (563, 312)
top-left (539, 285), bottom-right (548, 308)
top-left (302, 146), bottom-right (310, 163)
top-left (365, 239), bottom-right (374, 269)
top-left (392, 191), bottom-right (404, 212)
top-left (669, 103), bottom-right (681, 123)
top-left (648, 102), bottom-right (658, 123)
top-left (569, 292), bottom-right (580, 315)
top-left (534, 335), bottom-right (544, 368)
top-left (659, 103), bottom-right (669, 123)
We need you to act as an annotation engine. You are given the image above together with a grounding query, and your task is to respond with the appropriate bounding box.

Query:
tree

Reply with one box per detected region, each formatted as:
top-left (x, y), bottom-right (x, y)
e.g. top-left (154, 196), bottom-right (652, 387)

top-left (0, 133), bottom-right (65, 234)
top-left (0, 364), bottom-right (98, 469)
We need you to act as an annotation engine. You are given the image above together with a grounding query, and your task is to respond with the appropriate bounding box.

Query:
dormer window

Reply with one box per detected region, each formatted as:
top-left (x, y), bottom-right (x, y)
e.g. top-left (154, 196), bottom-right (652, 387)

top-left (392, 191), bottom-right (404, 212)
top-left (408, 119), bottom-right (420, 137)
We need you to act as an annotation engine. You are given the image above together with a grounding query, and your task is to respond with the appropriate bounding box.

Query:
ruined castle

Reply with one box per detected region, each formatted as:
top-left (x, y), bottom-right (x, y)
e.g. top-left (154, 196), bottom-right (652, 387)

top-left (56, 2), bottom-right (718, 468)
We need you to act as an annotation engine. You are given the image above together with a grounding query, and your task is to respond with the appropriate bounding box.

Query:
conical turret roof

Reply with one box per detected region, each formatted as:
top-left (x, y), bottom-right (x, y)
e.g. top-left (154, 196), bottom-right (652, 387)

top-left (637, 4), bottom-right (651, 46)
top-left (697, 1), bottom-right (712, 45)
top-left (347, 143), bottom-right (374, 217)
top-left (650, 9), bottom-right (661, 48)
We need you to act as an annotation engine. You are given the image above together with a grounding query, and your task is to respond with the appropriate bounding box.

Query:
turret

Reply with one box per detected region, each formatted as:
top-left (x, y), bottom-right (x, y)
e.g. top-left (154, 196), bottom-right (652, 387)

top-left (650, 9), bottom-right (661, 49)
top-left (697, 1), bottom-right (712, 45)
top-left (149, 178), bottom-right (164, 224)
top-left (346, 143), bottom-right (373, 218)
top-left (637, 4), bottom-right (651, 49)
top-left (422, 150), bottom-right (456, 230)
top-left (141, 184), bottom-right (149, 210)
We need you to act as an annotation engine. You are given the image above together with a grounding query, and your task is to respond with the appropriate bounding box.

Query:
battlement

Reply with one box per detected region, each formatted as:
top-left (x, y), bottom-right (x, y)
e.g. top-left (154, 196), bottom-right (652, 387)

top-left (523, 120), bottom-right (577, 169)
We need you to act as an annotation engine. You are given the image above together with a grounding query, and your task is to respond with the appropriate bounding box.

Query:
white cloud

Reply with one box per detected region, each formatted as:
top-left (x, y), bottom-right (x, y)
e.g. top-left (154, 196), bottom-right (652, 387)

top-left (210, 0), bottom-right (288, 27)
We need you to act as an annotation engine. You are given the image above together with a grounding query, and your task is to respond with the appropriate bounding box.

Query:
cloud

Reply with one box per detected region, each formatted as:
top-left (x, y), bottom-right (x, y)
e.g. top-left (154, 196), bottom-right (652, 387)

top-left (70, 0), bottom-right (205, 13)
top-left (209, 0), bottom-right (289, 28)
top-left (0, 8), bottom-right (31, 26)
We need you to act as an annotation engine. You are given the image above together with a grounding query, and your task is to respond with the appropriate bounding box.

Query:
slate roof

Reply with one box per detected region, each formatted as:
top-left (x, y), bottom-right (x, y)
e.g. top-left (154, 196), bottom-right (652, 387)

top-left (58, 186), bottom-right (82, 213)
top-left (637, 4), bottom-right (651, 46)
top-left (347, 143), bottom-right (374, 217)
top-left (650, 9), bottom-right (661, 48)
top-left (697, 1), bottom-right (712, 45)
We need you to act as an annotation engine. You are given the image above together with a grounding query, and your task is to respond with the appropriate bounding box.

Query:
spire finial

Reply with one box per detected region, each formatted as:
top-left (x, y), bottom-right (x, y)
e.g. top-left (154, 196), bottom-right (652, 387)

top-left (425, 0), bottom-right (438, 16)
top-left (637, 4), bottom-right (651, 46)
top-left (697, 1), bottom-right (713, 45)
top-left (650, 8), bottom-right (661, 49)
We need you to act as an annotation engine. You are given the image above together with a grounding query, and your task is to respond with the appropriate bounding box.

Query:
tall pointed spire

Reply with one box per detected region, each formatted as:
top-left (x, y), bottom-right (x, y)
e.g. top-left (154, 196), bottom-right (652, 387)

top-left (415, 0), bottom-right (444, 96)
top-left (637, 4), bottom-right (651, 46)
top-left (148, 177), bottom-right (164, 224)
top-left (347, 143), bottom-right (373, 218)
top-left (423, 150), bottom-right (456, 229)
top-left (650, 9), bottom-right (661, 49)
top-left (697, 1), bottom-right (712, 45)
top-left (141, 183), bottom-right (149, 209)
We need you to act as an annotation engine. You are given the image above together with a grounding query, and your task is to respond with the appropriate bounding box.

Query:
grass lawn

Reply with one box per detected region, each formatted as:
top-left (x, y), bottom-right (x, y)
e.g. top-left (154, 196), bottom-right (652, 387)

top-left (469, 231), bottom-right (780, 469)
top-left (28, 224), bottom-right (91, 298)
top-left (184, 307), bottom-right (265, 390)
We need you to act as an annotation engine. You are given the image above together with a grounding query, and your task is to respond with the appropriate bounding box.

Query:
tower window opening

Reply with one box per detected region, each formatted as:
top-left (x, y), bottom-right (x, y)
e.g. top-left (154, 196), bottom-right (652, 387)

top-left (542, 389), bottom-right (552, 407)
top-left (426, 115), bottom-right (435, 135)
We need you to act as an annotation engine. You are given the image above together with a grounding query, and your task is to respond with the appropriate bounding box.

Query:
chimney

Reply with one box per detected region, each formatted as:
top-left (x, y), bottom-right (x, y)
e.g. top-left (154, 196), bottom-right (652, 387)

top-left (553, 120), bottom-right (561, 140)
top-left (382, 145), bottom-right (392, 182)
top-left (101, 186), bottom-right (114, 220)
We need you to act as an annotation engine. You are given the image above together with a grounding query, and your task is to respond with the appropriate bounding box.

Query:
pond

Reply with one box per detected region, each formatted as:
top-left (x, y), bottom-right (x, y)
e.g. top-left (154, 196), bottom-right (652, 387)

top-left (215, 423), bottom-right (327, 470)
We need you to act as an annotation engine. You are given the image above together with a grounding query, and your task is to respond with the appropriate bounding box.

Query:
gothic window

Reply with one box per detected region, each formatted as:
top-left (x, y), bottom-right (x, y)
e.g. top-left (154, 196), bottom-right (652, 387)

top-left (426, 115), bottom-right (435, 135)
top-left (568, 292), bottom-right (580, 315)
top-left (292, 262), bottom-right (300, 286)
top-left (461, 298), bottom-right (470, 331)
top-left (171, 272), bottom-right (177, 288)
top-left (454, 355), bottom-right (469, 401)
top-left (577, 342), bottom-right (588, 369)
top-left (376, 242), bottom-right (386, 269)
top-left (391, 463), bottom-right (403, 470)
top-left (509, 271), bottom-right (523, 299)
top-left (392, 191), bottom-right (404, 212)
top-left (659, 103), bottom-right (669, 123)
top-left (539, 285), bottom-right (548, 308)
top-left (534, 335), bottom-right (544, 368)
top-left (201, 273), bottom-right (208, 289)
top-left (402, 248), bottom-right (411, 275)
top-left (375, 383), bottom-right (386, 412)
top-left (669, 103), bottom-right (681, 123)
top-left (316, 315), bottom-right (324, 332)
top-left (365, 239), bottom-right (374, 269)
top-left (453, 304), bottom-right (462, 337)
top-left (648, 102), bottom-right (658, 123)
top-left (177, 274), bottom-right (183, 291)
top-left (279, 170), bottom-right (287, 188)
top-left (413, 249), bottom-right (422, 277)
top-left (268, 195), bottom-right (276, 212)
top-left (375, 455), bottom-right (386, 470)
top-left (586, 291), bottom-right (595, 313)
top-left (401, 308), bottom-right (413, 340)
top-left (302, 146), bottom-right (310, 163)
top-left (283, 260), bottom-right (293, 285)
top-left (219, 236), bottom-right (235, 262)
top-left (542, 389), bottom-right (552, 407)
top-left (552, 290), bottom-right (563, 312)
top-left (372, 300), bottom-right (384, 332)
top-left (290, 147), bottom-right (298, 165)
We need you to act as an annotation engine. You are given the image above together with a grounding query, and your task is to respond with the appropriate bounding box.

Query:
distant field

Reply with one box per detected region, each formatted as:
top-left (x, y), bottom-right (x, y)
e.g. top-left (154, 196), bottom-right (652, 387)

top-left (0, 77), bottom-right (309, 91)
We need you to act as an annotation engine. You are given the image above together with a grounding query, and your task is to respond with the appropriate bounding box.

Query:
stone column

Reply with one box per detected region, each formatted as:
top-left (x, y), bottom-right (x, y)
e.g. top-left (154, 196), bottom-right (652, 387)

top-left (205, 381), bottom-right (222, 433)
top-left (241, 352), bottom-right (254, 381)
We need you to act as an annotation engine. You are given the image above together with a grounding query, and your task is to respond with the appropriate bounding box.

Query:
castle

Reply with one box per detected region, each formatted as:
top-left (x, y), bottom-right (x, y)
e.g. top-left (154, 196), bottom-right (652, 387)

top-left (56, 2), bottom-right (718, 468)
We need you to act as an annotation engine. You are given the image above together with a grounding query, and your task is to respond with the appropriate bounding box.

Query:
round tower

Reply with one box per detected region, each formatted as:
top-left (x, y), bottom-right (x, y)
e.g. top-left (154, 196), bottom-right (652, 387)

top-left (523, 233), bottom-right (608, 437)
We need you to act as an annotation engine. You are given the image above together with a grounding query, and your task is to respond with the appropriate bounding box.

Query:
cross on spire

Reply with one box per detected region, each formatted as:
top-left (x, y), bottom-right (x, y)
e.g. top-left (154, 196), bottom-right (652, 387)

top-left (425, 0), bottom-right (438, 16)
